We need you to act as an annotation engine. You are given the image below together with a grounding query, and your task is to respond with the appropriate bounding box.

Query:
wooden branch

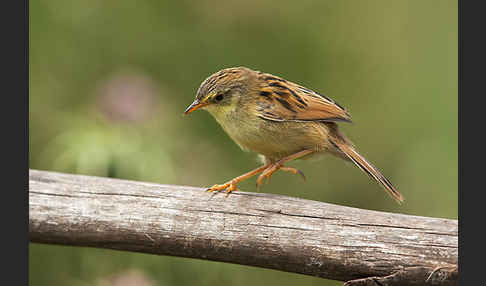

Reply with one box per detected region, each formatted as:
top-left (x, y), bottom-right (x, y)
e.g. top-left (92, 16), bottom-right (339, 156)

top-left (29, 169), bottom-right (458, 285)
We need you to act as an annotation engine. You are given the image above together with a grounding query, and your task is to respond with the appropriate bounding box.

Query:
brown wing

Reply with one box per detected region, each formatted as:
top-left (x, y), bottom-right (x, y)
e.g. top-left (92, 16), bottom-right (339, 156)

top-left (254, 73), bottom-right (352, 123)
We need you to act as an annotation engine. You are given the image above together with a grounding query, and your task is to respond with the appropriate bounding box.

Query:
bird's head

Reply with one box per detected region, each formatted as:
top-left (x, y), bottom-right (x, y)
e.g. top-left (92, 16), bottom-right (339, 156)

top-left (184, 67), bottom-right (253, 117)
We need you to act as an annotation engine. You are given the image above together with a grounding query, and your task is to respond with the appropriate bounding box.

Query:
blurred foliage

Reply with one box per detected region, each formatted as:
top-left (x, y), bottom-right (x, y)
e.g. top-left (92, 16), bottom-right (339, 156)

top-left (29, 0), bottom-right (457, 285)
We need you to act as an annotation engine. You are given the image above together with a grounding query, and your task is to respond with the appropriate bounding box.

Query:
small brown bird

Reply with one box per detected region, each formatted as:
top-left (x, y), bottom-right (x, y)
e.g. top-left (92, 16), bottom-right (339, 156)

top-left (184, 67), bottom-right (403, 203)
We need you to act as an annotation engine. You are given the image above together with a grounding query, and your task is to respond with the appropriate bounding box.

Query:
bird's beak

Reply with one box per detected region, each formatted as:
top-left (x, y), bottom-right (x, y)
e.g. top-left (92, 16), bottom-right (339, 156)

top-left (184, 99), bottom-right (208, 115)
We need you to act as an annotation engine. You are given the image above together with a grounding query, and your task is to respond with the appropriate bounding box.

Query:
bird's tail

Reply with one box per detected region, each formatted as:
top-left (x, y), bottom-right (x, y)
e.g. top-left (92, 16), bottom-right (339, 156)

top-left (329, 138), bottom-right (404, 204)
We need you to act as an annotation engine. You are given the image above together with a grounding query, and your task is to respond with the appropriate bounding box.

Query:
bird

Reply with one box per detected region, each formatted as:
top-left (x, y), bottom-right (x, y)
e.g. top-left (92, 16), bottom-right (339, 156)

top-left (184, 66), bottom-right (403, 203)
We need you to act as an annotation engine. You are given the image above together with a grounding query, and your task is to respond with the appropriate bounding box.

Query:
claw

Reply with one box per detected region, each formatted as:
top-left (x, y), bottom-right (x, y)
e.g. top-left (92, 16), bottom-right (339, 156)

top-left (280, 166), bottom-right (306, 182)
top-left (206, 186), bottom-right (218, 192)
top-left (256, 172), bottom-right (266, 187)
top-left (297, 169), bottom-right (306, 181)
top-left (206, 180), bottom-right (238, 196)
top-left (255, 175), bottom-right (271, 191)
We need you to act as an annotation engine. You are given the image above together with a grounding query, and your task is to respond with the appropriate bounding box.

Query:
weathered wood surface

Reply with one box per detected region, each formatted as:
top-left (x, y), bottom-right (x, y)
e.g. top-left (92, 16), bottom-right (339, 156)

top-left (29, 169), bottom-right (458, 285)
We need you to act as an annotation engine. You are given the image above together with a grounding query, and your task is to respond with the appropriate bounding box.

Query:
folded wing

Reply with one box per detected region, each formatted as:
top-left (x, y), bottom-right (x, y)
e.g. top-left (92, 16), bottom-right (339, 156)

top-left (255, 74), bottom-right (352, 123)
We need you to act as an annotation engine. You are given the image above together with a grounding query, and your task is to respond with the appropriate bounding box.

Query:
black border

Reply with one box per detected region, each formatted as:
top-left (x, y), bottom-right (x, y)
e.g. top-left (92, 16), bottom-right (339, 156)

top-left (26, 0), bottom-right (30, 284)
top-left (459, 0), bottom-right (482, 284)
top-left (4, 0), bottom-right (29, 284)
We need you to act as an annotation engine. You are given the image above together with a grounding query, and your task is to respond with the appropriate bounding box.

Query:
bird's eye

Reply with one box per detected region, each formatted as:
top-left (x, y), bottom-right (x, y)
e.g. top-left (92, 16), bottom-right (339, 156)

top-left (215, 94), bottom-right (224, 101)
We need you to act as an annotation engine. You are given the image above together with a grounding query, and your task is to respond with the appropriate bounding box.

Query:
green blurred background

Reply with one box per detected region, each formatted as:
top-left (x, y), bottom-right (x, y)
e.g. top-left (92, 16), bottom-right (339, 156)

top-left (29, 0), bottom-right (457, 285)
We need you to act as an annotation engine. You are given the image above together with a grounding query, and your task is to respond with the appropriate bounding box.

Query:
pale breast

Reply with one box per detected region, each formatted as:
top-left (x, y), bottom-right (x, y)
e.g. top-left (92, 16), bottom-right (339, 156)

top-left (214, 108), bottom-right (330, 161)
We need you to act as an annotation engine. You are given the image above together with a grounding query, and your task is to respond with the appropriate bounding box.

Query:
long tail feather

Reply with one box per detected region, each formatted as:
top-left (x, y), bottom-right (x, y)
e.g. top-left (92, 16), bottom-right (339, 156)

top-left (330, 139), bottom-right (404, 204)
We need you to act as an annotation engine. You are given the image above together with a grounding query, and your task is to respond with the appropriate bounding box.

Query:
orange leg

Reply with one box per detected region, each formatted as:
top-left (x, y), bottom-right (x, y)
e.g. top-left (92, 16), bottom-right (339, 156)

top-left (206, 163), bottom-right (271, 196)
top-left (256, 149), bottom-right (314, 187)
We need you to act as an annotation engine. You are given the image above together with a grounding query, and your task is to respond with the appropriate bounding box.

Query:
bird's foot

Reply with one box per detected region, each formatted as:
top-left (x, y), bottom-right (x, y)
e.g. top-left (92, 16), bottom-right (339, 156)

top-left (206, 179), bottom-right (238, 197)
top-left (256, 163), bottom-right (282, 188)
top-left (256, 164), bottom-right (306, 189)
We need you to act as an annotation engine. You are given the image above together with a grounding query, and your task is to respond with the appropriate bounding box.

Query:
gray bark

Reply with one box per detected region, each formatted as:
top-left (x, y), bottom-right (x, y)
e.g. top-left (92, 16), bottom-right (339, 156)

top-left (29, 169), bottom-right (458, 285)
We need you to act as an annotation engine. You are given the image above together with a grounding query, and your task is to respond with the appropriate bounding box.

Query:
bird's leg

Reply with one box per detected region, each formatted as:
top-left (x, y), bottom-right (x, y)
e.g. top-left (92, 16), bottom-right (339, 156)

top-left (206, 163), bottom-right (271, 196)
top-left (257, 149), bottom-right (314, 187)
